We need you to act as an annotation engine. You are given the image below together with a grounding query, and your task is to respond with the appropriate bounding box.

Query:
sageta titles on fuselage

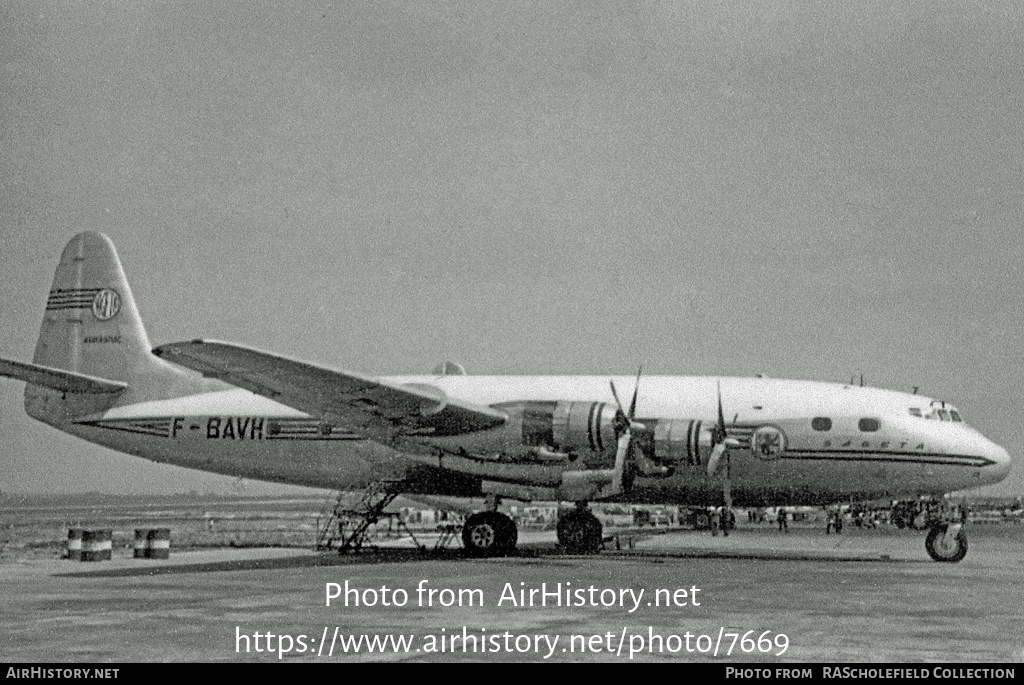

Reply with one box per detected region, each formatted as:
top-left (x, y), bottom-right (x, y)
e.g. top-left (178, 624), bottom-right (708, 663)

top-left (0, 233), bottom-right (1011, 562)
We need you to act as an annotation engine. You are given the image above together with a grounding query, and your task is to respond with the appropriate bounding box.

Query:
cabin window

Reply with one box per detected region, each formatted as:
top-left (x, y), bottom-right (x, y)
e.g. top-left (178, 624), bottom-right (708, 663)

top-left (937, 410), bottom-right (950, 421)
top-left (811, 417), bottom-right (832, 431)
top-left (908, 408), bottom-right (922, 417)
top-left (950, 410), bottom-right (962, 422)
top-left (858, 418), bottom-right (880, 432)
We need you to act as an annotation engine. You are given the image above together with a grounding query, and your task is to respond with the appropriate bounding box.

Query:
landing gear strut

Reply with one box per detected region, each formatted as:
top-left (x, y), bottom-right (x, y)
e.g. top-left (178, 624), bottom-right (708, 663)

top-left (925, 524), bottom-right (968, 563)
top-left (462, 511), bottom-right (518, 557)
top-left (557, 504), bottom-right (603, 554)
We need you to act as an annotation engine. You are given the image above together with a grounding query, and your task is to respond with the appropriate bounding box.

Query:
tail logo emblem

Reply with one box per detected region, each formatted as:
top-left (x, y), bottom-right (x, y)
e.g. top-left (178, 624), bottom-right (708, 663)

top-left (91, 289), bottom-right (121, 321)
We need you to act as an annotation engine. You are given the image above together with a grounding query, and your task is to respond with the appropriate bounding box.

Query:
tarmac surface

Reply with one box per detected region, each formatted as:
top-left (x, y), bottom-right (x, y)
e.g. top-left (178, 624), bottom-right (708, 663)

top-left (2, 524), bottom-right (1022, 663)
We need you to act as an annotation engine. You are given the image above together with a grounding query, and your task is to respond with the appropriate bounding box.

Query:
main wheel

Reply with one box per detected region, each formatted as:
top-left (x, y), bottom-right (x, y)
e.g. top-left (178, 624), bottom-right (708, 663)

top-left (557, 509), bottom-right (603, 554)
top-left (462, 511), bottom-right (517, 557)
top-left (925, 525), bottom-right (968, 563)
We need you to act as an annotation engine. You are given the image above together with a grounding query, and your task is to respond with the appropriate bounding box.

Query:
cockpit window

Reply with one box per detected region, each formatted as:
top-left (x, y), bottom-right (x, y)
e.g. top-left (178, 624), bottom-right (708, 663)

top-left (812, 417), bottom-right (832, 431)
top-left (909, 404), bottom-right (965, 423)
top-left (858, 418), bottom-right (880, 432)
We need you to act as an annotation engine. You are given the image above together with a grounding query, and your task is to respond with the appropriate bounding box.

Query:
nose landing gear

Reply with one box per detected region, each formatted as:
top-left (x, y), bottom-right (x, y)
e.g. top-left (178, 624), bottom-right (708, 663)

top-left (925, 523), bottom-right (968, 563)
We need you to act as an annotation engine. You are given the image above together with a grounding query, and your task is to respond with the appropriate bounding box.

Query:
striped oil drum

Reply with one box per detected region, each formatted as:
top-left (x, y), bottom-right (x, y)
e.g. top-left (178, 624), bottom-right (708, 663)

top-left (134, 529), bottom-right (149, 558)
top-left (66, 528), bottom-right (83, 561)
top-left (147, 528), bottom-right (171, 559)
top-left (80, 529), bottom-right (112, 561)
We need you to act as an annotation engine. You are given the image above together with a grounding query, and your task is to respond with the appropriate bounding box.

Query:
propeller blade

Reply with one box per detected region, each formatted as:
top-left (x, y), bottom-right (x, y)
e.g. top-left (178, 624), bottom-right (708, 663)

top-left (611, 368), bottom-right (645, 431)
top-left (609, 380), bottom-right (625, 415)
top-left (627, 366), bottom-right (642, 420)
top-left (708, 379), bottom-right (728, 447)
top-left (707, 442), bottom-right (727, 477)
top-left (609, 379), bottom-right (629, 432)
top-left (611, 428), bottom-right (633, 494)
top-left (717, 380), bottom-right (727, 436)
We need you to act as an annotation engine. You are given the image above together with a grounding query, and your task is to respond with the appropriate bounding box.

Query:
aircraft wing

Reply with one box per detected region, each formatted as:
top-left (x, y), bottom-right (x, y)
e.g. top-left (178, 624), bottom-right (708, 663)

top-left (0, 357), bottom-right (126, 394)
top-left (152, 340), bottom-right (506, 440)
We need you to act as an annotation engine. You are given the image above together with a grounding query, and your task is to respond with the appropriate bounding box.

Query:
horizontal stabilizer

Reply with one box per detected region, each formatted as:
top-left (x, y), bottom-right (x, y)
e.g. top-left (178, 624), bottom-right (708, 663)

top-left (153, 340), bottom-right (506, 440)
top-left (0, 357), bottom-right (127, 394)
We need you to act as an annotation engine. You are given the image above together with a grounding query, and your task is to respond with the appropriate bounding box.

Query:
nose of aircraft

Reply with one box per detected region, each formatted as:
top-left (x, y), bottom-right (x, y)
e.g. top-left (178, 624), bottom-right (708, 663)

top-left (983, 442), bottom-right (1012, 485)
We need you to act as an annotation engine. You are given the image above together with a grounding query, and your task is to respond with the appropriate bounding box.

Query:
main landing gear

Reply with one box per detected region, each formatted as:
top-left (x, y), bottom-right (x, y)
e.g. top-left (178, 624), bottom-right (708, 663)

top-left (557, 504), bottom-right (603, 554)
top-left (462, 510), bottom-right (518, 557)
top-left (925, 523), bottom-right (968, 563)
top-left (461, 500), bottom-right (605, 557)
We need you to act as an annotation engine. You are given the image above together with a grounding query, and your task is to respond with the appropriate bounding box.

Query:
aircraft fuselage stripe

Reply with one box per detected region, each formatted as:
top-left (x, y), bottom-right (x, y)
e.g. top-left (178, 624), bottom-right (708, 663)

top-left (71, 418), bottom-right (996, 465)
top-left (783, 450), bottom-right (995, 467)
top-left (74, 417), bottom-right (362, 442)
top-left (264, 435), bottom-right (363, 441)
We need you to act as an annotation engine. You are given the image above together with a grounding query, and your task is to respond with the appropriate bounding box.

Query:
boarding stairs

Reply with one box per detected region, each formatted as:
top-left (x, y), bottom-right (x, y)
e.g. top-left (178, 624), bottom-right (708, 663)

top-left (315, 481), bottom-right (421, 553)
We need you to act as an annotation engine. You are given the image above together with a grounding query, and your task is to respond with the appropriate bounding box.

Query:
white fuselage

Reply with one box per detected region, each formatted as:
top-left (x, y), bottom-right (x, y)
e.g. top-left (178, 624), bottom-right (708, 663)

top-left (55, 375), bottom-right (1011, 506)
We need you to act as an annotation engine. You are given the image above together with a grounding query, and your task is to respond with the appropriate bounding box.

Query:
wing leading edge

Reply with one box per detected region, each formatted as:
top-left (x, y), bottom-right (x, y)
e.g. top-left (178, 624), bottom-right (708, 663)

top-left (152, 340), bottom-right (506, 440)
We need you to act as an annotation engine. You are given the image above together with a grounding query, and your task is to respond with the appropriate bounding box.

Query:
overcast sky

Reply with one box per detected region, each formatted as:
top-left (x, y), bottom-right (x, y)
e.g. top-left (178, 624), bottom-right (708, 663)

top-left (1, 1), bottom-right (1021, 496)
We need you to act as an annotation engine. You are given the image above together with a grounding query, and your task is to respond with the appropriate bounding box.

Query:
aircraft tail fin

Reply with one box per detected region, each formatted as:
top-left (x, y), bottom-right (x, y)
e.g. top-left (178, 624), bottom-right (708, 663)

top-left (34, 232), bottom-right (156, 383)
top-left (22, 232), bottom-right (212, 424)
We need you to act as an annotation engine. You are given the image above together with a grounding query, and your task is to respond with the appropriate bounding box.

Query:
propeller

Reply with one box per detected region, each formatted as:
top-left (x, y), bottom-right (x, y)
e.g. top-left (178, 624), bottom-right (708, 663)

top-left (606, 367), bottom-right (645, 495)
top-left (706, 380), bottom-right (741, 477)
top-left (706, 379), bottom-right (743, 513)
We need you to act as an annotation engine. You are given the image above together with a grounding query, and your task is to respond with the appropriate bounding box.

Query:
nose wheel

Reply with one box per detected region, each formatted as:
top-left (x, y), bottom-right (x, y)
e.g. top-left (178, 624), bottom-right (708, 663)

top-left (925, 524), bottom-right (968, 563)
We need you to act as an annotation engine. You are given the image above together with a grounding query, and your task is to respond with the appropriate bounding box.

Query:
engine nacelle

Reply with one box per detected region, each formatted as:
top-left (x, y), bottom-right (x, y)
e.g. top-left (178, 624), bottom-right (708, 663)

top-left (649, 418), bottom-right (715, 468)
top-left (492, 401), bottom-right (621, 467)
top-left (450, 403), bottom-right (740, 478)
top-left (643, 418), bottom-right (753, 471)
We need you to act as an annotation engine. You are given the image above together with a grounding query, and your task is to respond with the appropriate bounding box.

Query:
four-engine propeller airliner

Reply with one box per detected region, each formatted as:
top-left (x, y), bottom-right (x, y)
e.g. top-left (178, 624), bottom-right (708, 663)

top-left (0, 233), bottom-right (1011, 562)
